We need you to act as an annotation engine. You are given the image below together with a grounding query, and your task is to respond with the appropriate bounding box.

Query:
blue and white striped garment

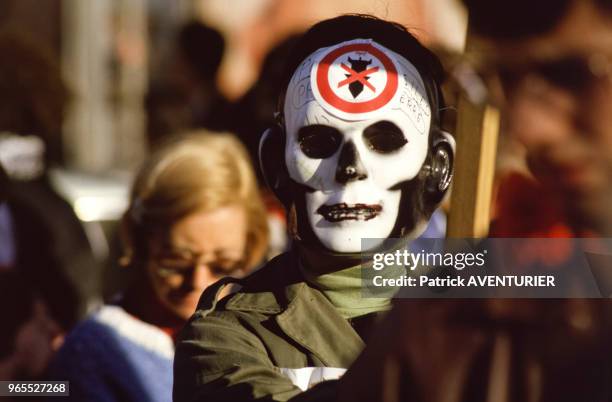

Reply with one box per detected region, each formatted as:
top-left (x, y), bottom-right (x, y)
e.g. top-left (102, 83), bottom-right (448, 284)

top-left (50, 305), bottom-right (174, 402)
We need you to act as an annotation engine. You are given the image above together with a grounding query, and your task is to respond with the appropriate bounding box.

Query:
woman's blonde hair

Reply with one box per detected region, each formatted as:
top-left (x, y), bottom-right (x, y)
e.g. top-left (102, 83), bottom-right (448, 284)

top-left (121, 130), bottom-right (269, 270)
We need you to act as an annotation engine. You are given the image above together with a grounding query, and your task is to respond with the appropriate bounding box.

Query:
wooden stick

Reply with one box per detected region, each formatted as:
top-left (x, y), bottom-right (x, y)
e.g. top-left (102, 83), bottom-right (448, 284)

top-left (447, 96), bottom-right (500, 238)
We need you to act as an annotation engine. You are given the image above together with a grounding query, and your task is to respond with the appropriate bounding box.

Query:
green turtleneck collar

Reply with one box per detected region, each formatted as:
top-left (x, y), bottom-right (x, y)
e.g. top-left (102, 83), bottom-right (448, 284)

top-left (295, 242), bottom-right (406, 319)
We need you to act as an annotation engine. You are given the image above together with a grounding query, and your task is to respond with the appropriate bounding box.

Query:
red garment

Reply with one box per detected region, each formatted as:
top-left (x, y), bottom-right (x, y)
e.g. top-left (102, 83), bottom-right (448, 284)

top-left (490, 172), bottom-right (574, 238)
top-left (489, 172), bottom-right (601, 270)
top-left (121, 279), bottom-right (184, 342)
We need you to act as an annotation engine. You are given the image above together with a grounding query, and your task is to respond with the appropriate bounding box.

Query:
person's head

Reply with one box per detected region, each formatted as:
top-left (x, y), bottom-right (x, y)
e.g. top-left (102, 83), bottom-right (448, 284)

top-left (232, 35), bottom-right (301, 169)
top-left (0, 30), bottom-right (68, 167)
top-left (0, 271), bottom-right (62, 380)
top-left (463, 0), bottom-right (612, 233)
top-left (121, 131), bottom-right (269, 320)
top-left (172, 21), bottom-right (225, 92)
top-left (260, 14), bottom-right (454, 254)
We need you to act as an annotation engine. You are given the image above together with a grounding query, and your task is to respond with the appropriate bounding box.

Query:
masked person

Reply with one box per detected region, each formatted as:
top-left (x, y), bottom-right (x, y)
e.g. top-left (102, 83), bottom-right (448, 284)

top-left (173, 14), bottom-right (454, 402)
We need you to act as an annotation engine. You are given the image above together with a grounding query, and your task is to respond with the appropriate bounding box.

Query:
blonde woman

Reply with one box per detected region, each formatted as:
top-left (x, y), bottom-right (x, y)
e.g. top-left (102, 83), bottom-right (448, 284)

top-left (50, 131), bottom-right (269, 402)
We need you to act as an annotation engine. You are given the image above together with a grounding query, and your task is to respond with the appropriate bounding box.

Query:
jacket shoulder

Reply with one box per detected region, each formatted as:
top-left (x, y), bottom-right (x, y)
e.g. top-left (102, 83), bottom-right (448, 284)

top-left (195, 251), bottom-right (301, 316)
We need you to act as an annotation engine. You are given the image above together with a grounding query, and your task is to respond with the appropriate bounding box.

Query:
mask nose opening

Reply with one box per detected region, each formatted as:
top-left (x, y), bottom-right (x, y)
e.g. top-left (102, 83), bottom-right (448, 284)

top-left (335, 141), bottom-right (368, 184)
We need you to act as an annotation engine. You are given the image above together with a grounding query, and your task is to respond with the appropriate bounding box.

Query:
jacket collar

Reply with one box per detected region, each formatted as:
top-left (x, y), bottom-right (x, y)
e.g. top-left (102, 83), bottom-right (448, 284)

top-left (225, 251), bottom-right (302, 314)
top-left (226, 251), bottom-right (364, 366)
top-left (275, 282), bottom-right (364, 366)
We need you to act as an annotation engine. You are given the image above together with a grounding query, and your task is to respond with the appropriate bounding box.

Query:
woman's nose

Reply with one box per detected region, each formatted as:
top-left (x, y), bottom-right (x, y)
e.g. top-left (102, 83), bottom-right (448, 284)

top-left (187, 263), bottom-right (215, 290)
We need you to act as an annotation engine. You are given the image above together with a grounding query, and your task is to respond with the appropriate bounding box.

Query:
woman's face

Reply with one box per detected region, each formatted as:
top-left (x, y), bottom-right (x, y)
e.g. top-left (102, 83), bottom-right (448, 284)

top-left (146, 205), bottom-right (249, 320)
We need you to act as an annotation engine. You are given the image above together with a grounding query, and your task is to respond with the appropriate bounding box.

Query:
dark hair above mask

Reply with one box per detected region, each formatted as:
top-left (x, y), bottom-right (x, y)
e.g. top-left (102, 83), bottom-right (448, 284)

top-left (279, 14), bottom-right (446, 127)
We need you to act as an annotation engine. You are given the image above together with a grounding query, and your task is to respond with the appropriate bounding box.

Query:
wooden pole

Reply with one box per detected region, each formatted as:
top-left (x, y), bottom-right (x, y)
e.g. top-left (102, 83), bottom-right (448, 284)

top-left (447, 95), bottom-right (500, 238)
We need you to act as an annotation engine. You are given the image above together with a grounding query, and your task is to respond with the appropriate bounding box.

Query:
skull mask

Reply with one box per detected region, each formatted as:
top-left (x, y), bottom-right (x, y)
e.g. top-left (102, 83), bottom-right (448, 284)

top-left (262, 38), bottom-right (451, 254)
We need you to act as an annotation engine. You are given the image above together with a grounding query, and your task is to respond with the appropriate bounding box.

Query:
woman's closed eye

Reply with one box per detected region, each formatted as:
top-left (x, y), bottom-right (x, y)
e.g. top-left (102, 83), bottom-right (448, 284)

top-left (208, 259), bottom-right (245, 276)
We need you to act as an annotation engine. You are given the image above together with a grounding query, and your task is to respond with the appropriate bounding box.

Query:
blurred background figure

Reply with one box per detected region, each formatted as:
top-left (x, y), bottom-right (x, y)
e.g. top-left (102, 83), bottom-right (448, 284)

top-left (0, 30), bottom-right (98, 330)
top-left (50, 131), bottom-right (269, 402)
top-left (0, 271), bottom-right (63, 382)
top-left (462, 0), bottom-right (612, 237)
top-left (340, 298), bottom-right (612, 402)
top-left (147, 21), bottom-right (231, 144)
top-left (229, 35), bottom-right (301, 171)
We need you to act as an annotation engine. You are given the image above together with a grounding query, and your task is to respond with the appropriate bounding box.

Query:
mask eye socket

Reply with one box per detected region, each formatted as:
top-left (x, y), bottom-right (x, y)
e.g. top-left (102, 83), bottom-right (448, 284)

top-left (298, 125), bottom-right (343, 158)
top-left (363, 121), bottom-right (407, 154)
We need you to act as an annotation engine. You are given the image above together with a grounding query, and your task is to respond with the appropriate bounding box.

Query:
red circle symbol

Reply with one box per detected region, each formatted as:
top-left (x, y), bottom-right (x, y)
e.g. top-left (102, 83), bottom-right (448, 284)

top-left (315, 43), bottom-right (398, 115)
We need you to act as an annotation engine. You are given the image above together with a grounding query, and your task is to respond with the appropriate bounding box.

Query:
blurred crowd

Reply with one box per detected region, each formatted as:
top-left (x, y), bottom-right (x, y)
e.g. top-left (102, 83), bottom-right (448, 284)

top-left (1, 0), bottom-right (612, 401)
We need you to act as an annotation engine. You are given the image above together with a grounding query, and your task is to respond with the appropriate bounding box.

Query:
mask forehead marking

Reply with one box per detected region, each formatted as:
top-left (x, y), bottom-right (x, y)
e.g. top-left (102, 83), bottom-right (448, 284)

top-left (288, 55), bottom-right (316, 111)
top-left (302, 39), bottom-right (430, 125)
top-left (312, 40), bottom-right (398, 120)
top-left (394, 57), bottom-right (431, 135)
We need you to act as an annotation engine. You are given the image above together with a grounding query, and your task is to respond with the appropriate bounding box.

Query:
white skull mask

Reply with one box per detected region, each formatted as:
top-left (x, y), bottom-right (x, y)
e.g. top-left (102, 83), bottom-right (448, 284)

top-left (284, 39), bottom-right (432, 253)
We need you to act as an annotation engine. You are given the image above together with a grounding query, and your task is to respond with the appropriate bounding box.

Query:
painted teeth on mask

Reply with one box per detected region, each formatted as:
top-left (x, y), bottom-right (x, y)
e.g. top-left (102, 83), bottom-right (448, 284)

top-left (316, 203), bottom-right (382, 222)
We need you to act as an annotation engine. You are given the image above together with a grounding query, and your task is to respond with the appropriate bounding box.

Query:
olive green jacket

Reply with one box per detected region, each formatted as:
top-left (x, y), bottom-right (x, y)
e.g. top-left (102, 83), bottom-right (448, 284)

top-left (173, 251), bottom-right (366, 402)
